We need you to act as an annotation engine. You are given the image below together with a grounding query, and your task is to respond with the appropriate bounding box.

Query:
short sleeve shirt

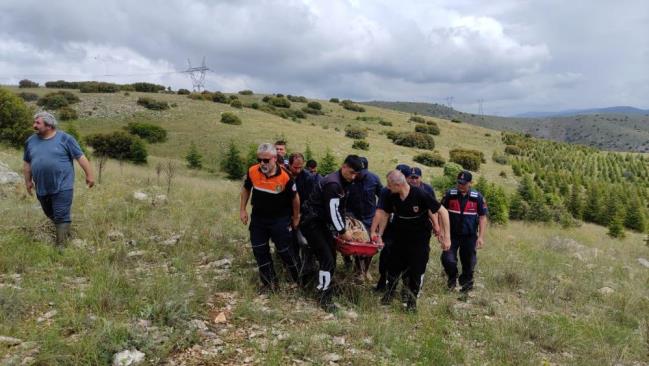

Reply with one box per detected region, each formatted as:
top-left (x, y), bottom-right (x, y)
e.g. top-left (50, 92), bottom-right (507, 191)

top-left (382, 185), bottom-right (441, 233)
top-left (23, 131), bottom-right (83, 196)
top-left (244, 164), bottom-right (297, 218)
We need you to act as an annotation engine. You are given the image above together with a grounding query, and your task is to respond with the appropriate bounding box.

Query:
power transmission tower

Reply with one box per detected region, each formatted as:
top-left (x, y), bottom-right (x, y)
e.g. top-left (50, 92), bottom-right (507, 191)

top-left (477, 98), bottom-right (484, 120)
top-left (185, 57), bottom-right (209, 92)
top-left (445, 96), bottom-right (454, 109)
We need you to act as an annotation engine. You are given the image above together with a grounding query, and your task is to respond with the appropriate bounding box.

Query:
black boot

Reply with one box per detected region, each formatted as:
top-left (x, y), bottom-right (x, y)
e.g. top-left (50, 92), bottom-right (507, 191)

top-left (55, 223), bottom-right (70, 248)
top-left (319, 289), bottom-right (337, 313)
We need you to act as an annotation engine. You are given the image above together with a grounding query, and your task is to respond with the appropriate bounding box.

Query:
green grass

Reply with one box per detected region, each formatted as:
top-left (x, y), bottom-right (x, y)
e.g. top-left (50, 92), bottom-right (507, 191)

top-left (1, 88), bottom-right (648, 364)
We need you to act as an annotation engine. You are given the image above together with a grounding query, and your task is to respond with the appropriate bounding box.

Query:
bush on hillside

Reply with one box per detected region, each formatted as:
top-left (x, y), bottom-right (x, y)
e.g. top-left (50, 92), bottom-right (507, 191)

top-left (287, 95), bottom-right (308, 103)
top-left (137, 97), bottom-right (169, 111)
top-left (79, 81), bottom-right (119, 93)
top-left (0, 88), bottom-right (33, 147)
top-left (329, 98), bottom-right (339, 103)
top-left (344, 126), bottom-right (368, 139)
top-left (449, 148), bottom-right (483, 171)
top-left (307, 101), bottom-right (322, 110)
top-left (221, 112), bottom-right (242, 125)
top-left (409, 116), bottom-right (426, 123)
top-left (387, 131), bottom-right (435, 150)
top-left (262, 96), bottom-right (271, 103)
top-left (340, 100), bottom-right (365, 112)
top-left (85, 131), bottom-right (148, 164)
top-left (19, 79), bottom-right (39, 88)
top-left (302, 107), bottom-right (324, 115)
top-left (37, 94), bottom-right (69, 110)
top-left (451, 119), bottom-right (462, 123)
top-left (238, 90), bottom-right (253, 95)
top-left (505, 145), bottom-right (522, 155)
top-left (177, 88), bottom-right (191, 95)
top-left (415, 124), bottom-right (440, 135)
top-left (124, 122), bottom-right (168, 143)
top-left (352, 139), bottom-right (370, 150)
top-left (210, 92), bottom-right (227, 103)
top-left (492, 151), bottom-right (509, 165)
top-left (230, 99), bottom-right (243, 109)
top-left (185, 142), bottom-right (203, 169)
top-left (268, 96), bottom-right (291, 108)
top-left (130, 82), bottom-right (165, 93)
top-left (414, 152), bottom-right (446, 167)
top-left (44, 80), bottom-right (80, 89)
top-left (17, 92), bottom-right (39, 102)
top-left (379, 120), bottom-right (392, 126)
top-left (221, 141), bottom-right (245, 179)
top-left (58, 106), bottom-right (78, 121)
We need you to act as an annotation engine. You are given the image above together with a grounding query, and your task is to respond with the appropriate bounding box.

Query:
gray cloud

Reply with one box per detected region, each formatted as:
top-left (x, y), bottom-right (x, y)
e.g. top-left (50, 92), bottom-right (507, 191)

top-left (0, 0), bottom-right (646, 115)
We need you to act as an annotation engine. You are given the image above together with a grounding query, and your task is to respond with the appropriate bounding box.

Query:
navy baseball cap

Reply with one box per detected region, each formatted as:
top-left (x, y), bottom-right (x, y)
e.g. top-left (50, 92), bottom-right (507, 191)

top-left (457, 170), bottom-right (473, 184)
top-left (409, 167), bottom-right (422, 177)
top-left (395, 164), bottom-right (411, 176)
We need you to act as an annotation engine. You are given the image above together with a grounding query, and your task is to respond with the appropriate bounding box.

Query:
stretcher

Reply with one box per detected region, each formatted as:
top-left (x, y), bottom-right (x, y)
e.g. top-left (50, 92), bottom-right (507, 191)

top-left (334, 217), bottom-right (383, 257)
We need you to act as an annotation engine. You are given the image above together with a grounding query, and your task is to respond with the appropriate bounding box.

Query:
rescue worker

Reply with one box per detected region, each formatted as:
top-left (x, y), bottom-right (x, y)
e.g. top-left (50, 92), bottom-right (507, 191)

top-left (300, 155), bottom-right (364, 312)
top-left (407, 166), bottom-right (436, 199)
top-left (239, 143), bottom-right (301, 292)
top-left (372, 170), bottom-right (451, 311)
top-left (346, 157), bottom-right (382, 280)
top-left (440, 170), bottom-right (488, 293)
top-left (274, 140), bottom-right (289, 167)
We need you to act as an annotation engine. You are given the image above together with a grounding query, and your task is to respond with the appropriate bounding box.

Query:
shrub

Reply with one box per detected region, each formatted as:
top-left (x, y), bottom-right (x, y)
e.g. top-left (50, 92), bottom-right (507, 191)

top-left (44, 80), bottom-right (80, 89)
top-left (137, 97), bottom-right (169, 111)
top-left (352, 139), bottom-right (370, 150)
top-left (505, 145), bottom-right (522, 155)
top-left (409, 116), bottom-right (426, 123)
top-left (229, 95), bottom-right (238, 100)
top-left (451, 119), bottom-right (462, 123)
top-left (17, 92), bottom-right (38, 102)
top-left (379, 120), bottom-right (392, 126)
top-left (0, 88), bottom-right (32, 147)
top-left (319, 149), bottom-right (337, 175)
top-left (177, 88), bottom-right (191, 95)
top-left (329, 98), bottom-right (339, 103)
top-left (302, 107), bottom-right (324, 115)
top-left (415, 124), bottom-right (440, 135)
top-left (268, 96), bottom-right (291, 108)
top-left (275, 93), bottom-right (284, 98)
top-left (387, 131), bottom-right (435, 150)
top-left (221, 141), bottom-right (245, 179)
top-left (185, 142), bottom-right (203, 169)
top-left (344, 126), bottom-right (368, 139)
top-left (262, 96), bottom-right (271, 103)
top-left (212, 92), bottom-right (228, 103)
top-left (37, 93), bottom-right (68, 110)
top-left (230, 100), bottom-right (243, 109)
top-left (188, 93), bottom-right (209, 101)
top-left (340, 100), bottom-right (365, 112)
top-left (50, 90), bottom-right (80, 104)
top-left (57, 106), bottom-right (78, 121)
top-left (238, 90), bottom-right (253, 95)
top-left (287, 95), bottom-right (308, 102)
top-left (124, 122), bottom-right (167, 143)
top-left (414, 152), bottom-right (445, 167)
top-left (79, 81), bottom-right (119, 93)
top-left (85, 131), bottom-right (147, 164)
top-left (19, 79), bottom-right (39, 88)
top-left (130, 82), bottom-right (165, 93)
top-left (250, 102), bottom-right (259, 109)
top-left (492, 151), bottom-right (509, 165)
top-left (449, 148), bottom-right (483, 171)
top-left (307, 101), bottom-right (322, 110)
top-left (221, 112), bottom-right (242, 125)
top-left (426, 120), bottom-right (438, 127)
top-left (443, 162), bottom-right (464, 179)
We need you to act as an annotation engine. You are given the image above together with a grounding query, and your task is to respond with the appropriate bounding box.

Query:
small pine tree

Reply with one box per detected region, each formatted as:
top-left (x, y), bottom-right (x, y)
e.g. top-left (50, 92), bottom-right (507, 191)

top-left (304, 142), bottom-right (314, 161)
top-left (567, 185), bottom-right (585, 220)
top-left (607, 206), bottom-right (626, 238)
top-left (319, 149), bottom-right (337, 176)
top-left (624, 197), bottom-right (647, 232)
top-left (185, 142), bottom-right (203, 169)
top-left (246, 144), bottom-right (259, 168)
top-left (221, 141), bottom-right (245, 179)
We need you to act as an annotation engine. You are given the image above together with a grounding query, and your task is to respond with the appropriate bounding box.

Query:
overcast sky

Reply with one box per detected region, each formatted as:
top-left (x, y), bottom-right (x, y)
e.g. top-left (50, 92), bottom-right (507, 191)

top-left (0, 0), bottom-right (647, 115)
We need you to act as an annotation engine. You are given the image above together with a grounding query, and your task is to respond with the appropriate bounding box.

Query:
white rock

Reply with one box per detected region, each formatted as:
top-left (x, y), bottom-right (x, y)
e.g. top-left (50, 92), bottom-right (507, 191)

top-left (133, 192), bottom-right (149, 201)
top-left (0, 335), bottom-right (22, 346)
top-left (210, 259), bottom-right (232, 269)
top-left (162, 234), bottom-right (181, 246)
top-left (638, 258), bottom-right (649, 268)
top-left (70, 239), bottom-right (88, 248)
top-left (189, 319), bottom-right (208, 331)
top-left (113, 349), bottom-right (145, 366)
top-left (323, 353), bottom-right (342, 362)
top-left (342, 310), bottom-right (358, 320)
top-left (333, 336), bottom-right (346, 346)
top-left (598, 287), bottom-right (615, 295)
top-left (36, 310), bottom-right (58, 323)
top-left (127, 250), bottom-right (147, 258)
top-left (0, 163), bottom-right (21, 185)
top-left (153, 195), bottom-right (167, 205)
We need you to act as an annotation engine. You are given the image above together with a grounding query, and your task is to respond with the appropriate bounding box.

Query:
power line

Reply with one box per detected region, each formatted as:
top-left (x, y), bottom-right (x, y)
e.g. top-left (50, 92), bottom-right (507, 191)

top-left (186, 57), bottom-right (210, 92)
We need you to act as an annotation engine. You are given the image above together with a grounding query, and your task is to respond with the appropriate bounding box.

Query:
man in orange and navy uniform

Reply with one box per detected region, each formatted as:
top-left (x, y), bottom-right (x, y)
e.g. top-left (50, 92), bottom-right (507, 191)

top-left (440, 170), bottom-right (488, 293)
top-left (240, 143), bottom-right (301, 291)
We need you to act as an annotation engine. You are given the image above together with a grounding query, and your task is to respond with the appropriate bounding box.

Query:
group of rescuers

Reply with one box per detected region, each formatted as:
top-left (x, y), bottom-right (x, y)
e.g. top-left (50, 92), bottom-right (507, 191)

top-left (240, 140), bottom-right (488, 312)
top-left (22, 111), bottom-right (487, 313)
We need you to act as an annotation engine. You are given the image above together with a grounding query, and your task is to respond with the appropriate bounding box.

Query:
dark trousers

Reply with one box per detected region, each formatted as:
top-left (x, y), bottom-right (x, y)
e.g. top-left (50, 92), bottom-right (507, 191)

top-left (37, 189), bottom-right (73, 224)
top-left (249, 215), bottom-right (299, 286)
top-left (300, 221), bottom-right (336, 293)
top-left (386, 230), bottom-right (431, 300)
top-left (440, 235), bottom-right (477, 287)
top-left (377, 233), bottom-right (394, 285)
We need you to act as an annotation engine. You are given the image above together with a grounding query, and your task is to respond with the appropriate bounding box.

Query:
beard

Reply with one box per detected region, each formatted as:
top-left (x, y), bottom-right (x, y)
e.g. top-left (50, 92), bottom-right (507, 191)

top-left (260, 163), bottom-right (273, 174)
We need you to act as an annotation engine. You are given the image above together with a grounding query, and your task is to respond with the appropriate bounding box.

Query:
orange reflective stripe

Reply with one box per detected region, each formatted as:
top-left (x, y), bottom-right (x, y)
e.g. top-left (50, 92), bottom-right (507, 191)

top-left (248, 164), bottom-right (291, 194)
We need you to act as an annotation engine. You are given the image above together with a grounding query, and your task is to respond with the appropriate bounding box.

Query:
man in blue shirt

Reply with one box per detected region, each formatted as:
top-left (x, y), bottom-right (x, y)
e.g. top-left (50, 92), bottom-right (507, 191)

top-left (23, 112), bottom-right (94, 247)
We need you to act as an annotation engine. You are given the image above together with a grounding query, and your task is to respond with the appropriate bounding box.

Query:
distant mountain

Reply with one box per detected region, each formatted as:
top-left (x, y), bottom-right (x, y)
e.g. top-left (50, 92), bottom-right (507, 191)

top-left (363, 101), bottom-right (649, 153)
top-left (515, 106), bottom-right (649, 118)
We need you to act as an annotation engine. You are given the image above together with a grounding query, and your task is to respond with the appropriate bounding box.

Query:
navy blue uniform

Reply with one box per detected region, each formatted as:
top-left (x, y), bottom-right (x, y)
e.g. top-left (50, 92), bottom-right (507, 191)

top-left (347, 170), bottom-right (383, 229)
top-left (382, 186), bottom-right (441, 306)
top-left (440, 188), bottom-right (487, 290)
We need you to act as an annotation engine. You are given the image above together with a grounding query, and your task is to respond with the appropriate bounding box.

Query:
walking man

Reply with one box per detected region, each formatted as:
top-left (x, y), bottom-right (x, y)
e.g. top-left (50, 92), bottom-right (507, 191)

top-left (440, 170), bottom-right (488, 293)
top-left (240, 143), bottom-right (301, 292)
top-left (23, 112), bottom-right (94, 247)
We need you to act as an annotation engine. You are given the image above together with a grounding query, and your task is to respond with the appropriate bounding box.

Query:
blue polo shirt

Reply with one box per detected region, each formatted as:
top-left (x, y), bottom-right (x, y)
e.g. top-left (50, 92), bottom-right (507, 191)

top-left (23, 131), bottom-right (84, 196)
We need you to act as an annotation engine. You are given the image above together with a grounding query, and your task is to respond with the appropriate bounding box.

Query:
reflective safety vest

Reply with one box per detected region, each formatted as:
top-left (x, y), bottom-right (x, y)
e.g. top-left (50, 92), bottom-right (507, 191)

top-left (443, 188), bottom-right (486, 236)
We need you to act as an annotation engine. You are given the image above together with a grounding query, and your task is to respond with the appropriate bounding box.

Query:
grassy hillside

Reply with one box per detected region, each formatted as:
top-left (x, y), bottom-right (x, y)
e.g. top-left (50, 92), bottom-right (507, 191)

top-left (1, 87), bottom-right (649, 365)
top-left (365, 101), bottom-right (649, 153)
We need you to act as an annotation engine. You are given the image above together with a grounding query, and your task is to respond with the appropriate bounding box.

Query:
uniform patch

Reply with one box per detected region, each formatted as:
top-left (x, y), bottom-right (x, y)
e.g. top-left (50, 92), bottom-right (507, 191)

top-left (291, 183), bottom-right (297, 192)
top-left (450, 189), bottom-right (458, 195)
top-left (275, 184), bottom-right (283, 192)
top-left (470, 191), bottom-right (478, 198)
top-left (412, 206), bottom-right (419, 213)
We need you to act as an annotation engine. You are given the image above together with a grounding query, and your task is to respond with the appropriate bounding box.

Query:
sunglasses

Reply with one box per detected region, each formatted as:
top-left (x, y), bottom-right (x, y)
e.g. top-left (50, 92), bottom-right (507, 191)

top-left (257, 158), bottom-right (273, 164)
top-left (409, 175), bottom-right (420, 179)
